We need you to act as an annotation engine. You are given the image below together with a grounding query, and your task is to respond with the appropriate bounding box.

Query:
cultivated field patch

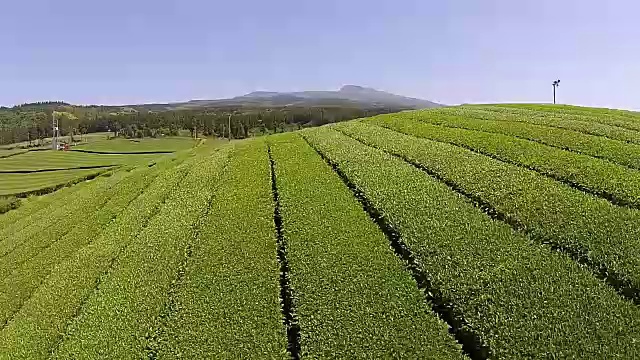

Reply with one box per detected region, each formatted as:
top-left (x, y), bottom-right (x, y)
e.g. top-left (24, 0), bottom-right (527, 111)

top-left (2, 105), bottom-right (640, 359)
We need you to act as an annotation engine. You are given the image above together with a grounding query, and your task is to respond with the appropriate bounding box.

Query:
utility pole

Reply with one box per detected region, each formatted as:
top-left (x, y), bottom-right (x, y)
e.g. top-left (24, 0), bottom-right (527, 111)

top-left (228, 113), bottom-right (232, 141)
top-left (552, 79), bottom-right (561, 104)
top-left (51, 112), bottom-right (58, 150)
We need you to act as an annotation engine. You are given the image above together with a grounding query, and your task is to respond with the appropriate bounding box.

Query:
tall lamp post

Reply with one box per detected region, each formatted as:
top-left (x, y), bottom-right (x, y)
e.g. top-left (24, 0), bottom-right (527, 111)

top-left (552, 79), bottom-right (561, 104)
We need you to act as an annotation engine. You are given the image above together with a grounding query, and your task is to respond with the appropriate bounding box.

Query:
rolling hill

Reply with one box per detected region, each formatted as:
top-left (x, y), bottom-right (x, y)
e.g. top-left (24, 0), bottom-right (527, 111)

top-left (2, 104), bottom-right (640, 358)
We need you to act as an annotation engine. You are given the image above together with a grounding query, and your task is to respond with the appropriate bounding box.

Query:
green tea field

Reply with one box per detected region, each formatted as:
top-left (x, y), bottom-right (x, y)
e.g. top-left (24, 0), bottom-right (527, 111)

top-left (2, 104), bottom-right (640, 359)
top-left (73, 137), bottom-right (198, 154)
top-left (0, 137), bottom-right (198, 199)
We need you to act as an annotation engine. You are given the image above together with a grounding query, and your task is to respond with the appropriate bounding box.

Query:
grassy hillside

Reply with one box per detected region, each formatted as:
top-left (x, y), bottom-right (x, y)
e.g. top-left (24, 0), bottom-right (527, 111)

top-left (0, 137), bottom-right (197, 209)
top-left (1, 104), bottom-right (640, 358)
top-left (72, 137), bottom-right (198, 153)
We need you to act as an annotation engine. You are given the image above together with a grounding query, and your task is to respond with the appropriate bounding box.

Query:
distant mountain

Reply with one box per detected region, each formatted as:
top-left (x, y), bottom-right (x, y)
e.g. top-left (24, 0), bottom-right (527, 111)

top-left (4, 86), bottom-right (441, 112)
top-left (174, 85), bottom-right (442, 110)
top-left (0, 86), bottom-right (441, 146)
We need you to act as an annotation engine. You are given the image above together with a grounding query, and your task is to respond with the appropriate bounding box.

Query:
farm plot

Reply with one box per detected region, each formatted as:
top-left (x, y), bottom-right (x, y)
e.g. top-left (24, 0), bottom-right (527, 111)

top-left (0, 140), bottom-right (182, 198)
top-left (0, 168), bottom-right (109, 196)
top-left (152, 139), bottom-right (287, 358)
top-left (450, 105), bottom-right (640, 144)
top-left (335, 122), bottom-right (640, 302)
top-left (73, 136), bottom-right (198, 153)
top-left (0, 170), bottom-right (131, 269)
top-left (0, 179), bottom-right (93, 234)
top-left (2, 105), bottom-right (640, 359)
top-left (0, 153), bottom-right (192, 358)
top-left (491, 104), bottom-right (640, 132)
top-left (51, 144), bottom-right (231, 359)
top-left (0, 161), bottom-right (163, 330)
top-left (270, 133), bottom-right (463, 358)
top-left (303, 127), bottom-right (640, 358)
top-left (395, 108), bottom-right (640, 169)
top-left (0, 151), bottom-right (159, 172)
top-left (365, 116), bottom-right (640, 209)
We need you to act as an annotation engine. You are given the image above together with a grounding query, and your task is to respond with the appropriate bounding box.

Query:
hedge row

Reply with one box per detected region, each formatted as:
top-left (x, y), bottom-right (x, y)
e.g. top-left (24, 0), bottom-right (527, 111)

top-left (454, 105), bottom-right (640, 144)
top-left (0, 161), bottom-right (162, 327)
top-left (0, 155), bottom-right (192, 359)
top-left (0, 182), bottom-right (90, 232)
top-left (491, 104), bottom-right (640, 132)
top-left (0, 167), bottom-right (110, 197)
top-left (335, 123), bottom-right (640, 301)
top-left (0, 153), bottom-right (184, 235)
top-left (365, 117), bottom-right (640, 208)
top-left (0, 197), bottom-right (20, 215)
top-left (387, 109), bottom-right (640, 169)
top-left (153, 138), bottom-right (287, 358)
top-left (50, 146), bottom-right (231, 359)
top-left (270, 133), bottom-right (464, 358)
top-left (303, 127), bottom-right (640, 358)
top-left (0, 170), bottom-right (128, 263)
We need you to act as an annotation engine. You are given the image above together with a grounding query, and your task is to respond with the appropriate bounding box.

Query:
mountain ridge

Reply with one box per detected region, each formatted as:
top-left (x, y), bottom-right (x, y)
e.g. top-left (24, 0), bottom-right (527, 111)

top-left (174, 85), bottom-right (441, 110)
top-left (2, 86), bottom-right (442, 111)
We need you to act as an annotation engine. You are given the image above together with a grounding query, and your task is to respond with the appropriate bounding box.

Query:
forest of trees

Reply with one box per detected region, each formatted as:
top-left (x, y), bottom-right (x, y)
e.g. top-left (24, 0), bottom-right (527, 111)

top-left (0, 101), bottom-right (403, 146)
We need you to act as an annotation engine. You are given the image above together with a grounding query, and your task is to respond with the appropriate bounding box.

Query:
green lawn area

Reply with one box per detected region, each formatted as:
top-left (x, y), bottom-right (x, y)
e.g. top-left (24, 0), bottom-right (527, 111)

top-left (0, 151), bottom-right (161, 172)
top-left (0, 149), bottom-right (28, 158)
top-left (0, 136), bottom-right (194, 195)
top-left (0, 168), bottom-right (107, 196)
top-left (73, 137), bottom-right (198, 153)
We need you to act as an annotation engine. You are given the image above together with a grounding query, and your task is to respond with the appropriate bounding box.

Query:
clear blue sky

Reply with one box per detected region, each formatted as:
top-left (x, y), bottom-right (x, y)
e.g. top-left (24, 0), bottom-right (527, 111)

top-left (1, 0), bottom-right (638, 109)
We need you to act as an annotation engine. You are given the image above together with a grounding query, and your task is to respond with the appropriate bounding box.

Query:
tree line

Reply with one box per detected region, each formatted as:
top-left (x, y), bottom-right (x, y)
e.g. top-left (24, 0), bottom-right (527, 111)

top-left (0, 102), bottom-right (403, 146)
